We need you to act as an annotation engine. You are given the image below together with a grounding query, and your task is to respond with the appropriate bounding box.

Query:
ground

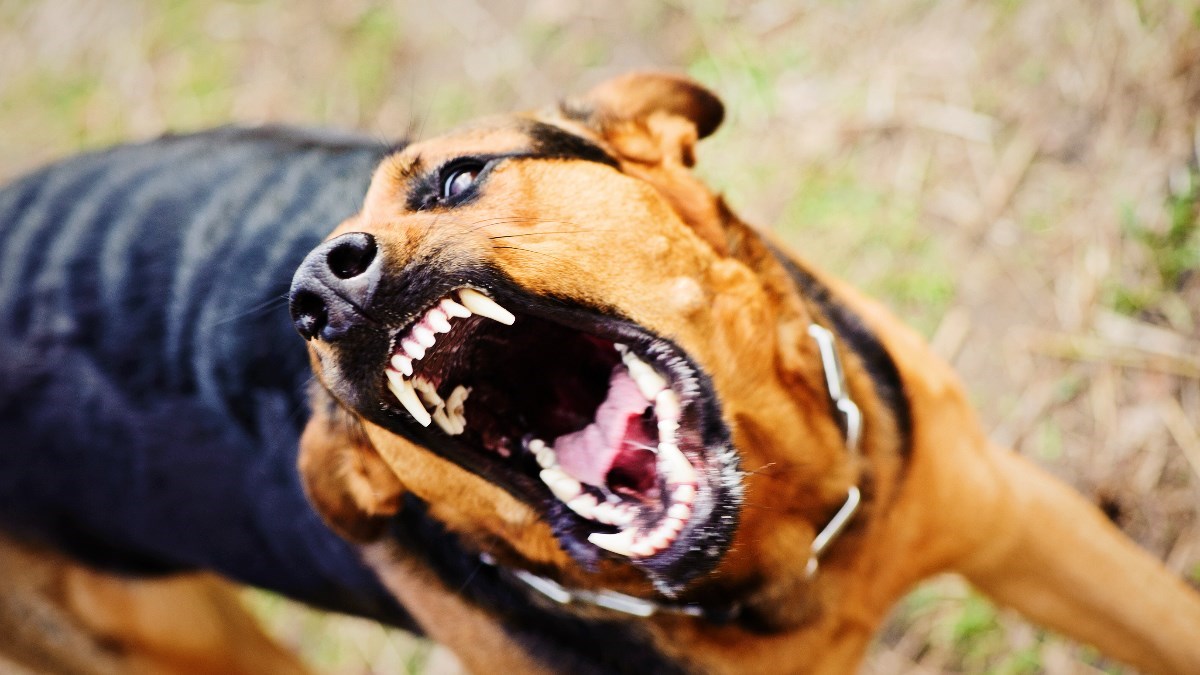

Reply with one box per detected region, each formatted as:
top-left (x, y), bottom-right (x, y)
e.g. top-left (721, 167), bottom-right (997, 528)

top-left (1, 0), bottom-right (1198, 672)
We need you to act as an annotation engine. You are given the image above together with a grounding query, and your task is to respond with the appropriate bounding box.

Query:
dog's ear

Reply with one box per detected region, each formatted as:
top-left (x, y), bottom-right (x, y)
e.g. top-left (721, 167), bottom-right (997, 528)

top-left (565, 72), bottom-right (724, 167)
top-left (560, 72), bottom-right (730, 253)
top-left (298, 388), bottom-right (404, 542)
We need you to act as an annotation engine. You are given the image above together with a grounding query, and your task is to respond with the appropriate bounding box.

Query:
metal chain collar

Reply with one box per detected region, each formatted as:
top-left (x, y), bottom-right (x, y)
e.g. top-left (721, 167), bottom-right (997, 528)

top-left (486, 322), bottom-right (864, 619)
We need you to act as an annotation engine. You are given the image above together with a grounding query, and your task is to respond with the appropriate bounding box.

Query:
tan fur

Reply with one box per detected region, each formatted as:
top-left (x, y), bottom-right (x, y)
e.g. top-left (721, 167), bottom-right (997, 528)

top-left (300, 72), bottom-right (1200, 673)
top-left (0, 533), bottom-right (308, 675)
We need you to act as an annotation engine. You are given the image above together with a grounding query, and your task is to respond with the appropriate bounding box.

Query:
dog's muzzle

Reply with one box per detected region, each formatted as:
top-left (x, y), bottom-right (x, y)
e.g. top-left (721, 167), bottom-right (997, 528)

top-left (289, 232), bottom-right (381, 341)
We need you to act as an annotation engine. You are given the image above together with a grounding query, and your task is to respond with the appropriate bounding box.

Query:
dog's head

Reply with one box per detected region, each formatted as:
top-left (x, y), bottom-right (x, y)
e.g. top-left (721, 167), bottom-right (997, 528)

top-left (290, 73), bottom-right (884, 624)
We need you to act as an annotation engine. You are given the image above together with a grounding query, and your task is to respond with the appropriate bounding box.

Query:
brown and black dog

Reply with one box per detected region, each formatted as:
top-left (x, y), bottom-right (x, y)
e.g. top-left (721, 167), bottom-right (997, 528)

top-left (288, 72), bottom-right (1200, 673)
top-left (1, 73), bottom-right (1198, 674)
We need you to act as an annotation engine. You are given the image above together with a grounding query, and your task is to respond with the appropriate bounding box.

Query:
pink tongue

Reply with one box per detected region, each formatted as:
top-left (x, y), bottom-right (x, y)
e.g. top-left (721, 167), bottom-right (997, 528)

top-left (553, 369), bottom-right (651, 487)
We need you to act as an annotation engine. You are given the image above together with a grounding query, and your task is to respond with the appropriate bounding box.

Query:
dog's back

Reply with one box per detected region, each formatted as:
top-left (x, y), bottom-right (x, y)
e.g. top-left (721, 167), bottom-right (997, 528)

top-left (0, 127), bottom-right (409, 623)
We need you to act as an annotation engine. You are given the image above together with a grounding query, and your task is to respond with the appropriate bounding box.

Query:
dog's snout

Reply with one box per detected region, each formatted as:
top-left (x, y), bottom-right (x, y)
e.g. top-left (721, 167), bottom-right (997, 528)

top-left (326, 232), bottom-right (378, 280)
top-left (289, 232), bottom-right (381, 341)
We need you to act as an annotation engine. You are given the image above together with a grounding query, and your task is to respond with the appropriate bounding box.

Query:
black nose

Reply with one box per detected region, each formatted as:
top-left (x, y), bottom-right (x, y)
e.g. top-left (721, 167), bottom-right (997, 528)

top-left (289, 232), bottom-right (381, 341)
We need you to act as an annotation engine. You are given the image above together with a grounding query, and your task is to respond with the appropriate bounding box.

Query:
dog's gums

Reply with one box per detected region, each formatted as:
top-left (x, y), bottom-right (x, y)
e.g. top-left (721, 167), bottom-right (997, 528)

top-left (380, 287), bottom-right (715, 562)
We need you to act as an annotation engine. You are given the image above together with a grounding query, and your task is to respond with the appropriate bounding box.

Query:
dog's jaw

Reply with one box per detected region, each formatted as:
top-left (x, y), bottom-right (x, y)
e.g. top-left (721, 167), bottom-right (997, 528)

top-left (308, 259), bottom-right (745, 591)
top-left (293, 83), bottom-right (861, 615)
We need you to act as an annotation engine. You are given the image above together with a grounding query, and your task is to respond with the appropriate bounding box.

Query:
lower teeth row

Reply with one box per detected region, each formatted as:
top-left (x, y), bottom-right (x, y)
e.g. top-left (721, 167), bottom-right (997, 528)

top-left (531, 374), bottom-right (699, 559)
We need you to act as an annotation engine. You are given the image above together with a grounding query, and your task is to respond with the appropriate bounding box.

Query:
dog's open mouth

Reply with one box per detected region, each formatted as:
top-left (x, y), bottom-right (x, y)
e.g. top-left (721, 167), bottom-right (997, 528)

top-left (373, 285), bottom-right (740, 586)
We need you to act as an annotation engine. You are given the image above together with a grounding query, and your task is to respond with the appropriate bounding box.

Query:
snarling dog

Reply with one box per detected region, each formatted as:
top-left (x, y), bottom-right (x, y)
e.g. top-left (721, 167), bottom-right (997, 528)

top-left (288, 73), bottom-right (1200, 674)
top-left (1, 73), bottom-right (1198, 674)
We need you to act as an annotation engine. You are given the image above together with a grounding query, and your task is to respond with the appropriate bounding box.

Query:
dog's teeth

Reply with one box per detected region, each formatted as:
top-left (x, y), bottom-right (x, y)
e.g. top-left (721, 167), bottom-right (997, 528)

top-left (611, 505), bottom-right (636, 527)
top-left (658, 442), bottom-right (696, 484)
top-left (426, 308), bottom-right (452, 333)
top-left (622, 351), bottom-right (667, 399)
top-left (413, 325), bottom-right (437, 348)
top-left (390, 354), bottom-right (414, 376)
top-left (672, 484), bottom-right (696, 505)
top-left (440, 297), bottom-right (472, 319)
top-left (647, 529), bottom-right (673, 551)
top-left (385, 370), bottom-right (431, 426)
top-left (663, 516), bottom-right (685, 534)
top-left (668, 503), bottom-right (692, 521)
top-left (657, 418), bottom-right (679, 440)
top-left (539, 468), bottom-right (582, 502)
top-left (431, 407), bottom-right (461, 436)
top-left (566, 494), bottom-right (598, 519)
top-left (655, 389), bottom-right (681, 422)
top-left (588, 529), bottom-right (636, 557)
top-left (604, 502), bottom-right (633, 528)
top-left (614, 343), bottom-right (629, 355)
top-left (458, 288), bottom-right (515, 325)
top-left (401, 338), bottom-right (426, 361)
top-left (412, 377), bottom-right (443, 406)
top-left (444, 385), bottom-right (470, 433)
top-left (530, 439), bottom-right (557, 469)
top-left (593, 501), bottom-right (617, 524)
top-left (630, 538), bottom-right (657, 558)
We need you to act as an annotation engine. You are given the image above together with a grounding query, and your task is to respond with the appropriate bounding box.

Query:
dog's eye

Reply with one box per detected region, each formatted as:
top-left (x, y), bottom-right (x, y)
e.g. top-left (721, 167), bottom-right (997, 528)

top-left (442, 162), bottom-right (485, 200)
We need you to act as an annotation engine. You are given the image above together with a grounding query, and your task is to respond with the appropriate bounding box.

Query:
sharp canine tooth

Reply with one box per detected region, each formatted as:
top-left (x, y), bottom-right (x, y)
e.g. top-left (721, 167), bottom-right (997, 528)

top-left (426, 309), bottom-right (452, 333)
top-left (622, 352), bottom-right (667, 399)
top-left (458, 288), bottom-right (515, 325)
top-left (658, 443), bottom-right (696, 483)
top-left (440, 297), bottom-right (472, 319)
top-left (588, 529), bottom-right (636, 557)
top-left (390, 354), bottom-right (413, 376)
top-left (655, 389), bottom-right (681, 421)
top-left (413, 325), bottom-right (436, 348)
top-left (402, 338), bottom-right (426, 360)
top-left (385, 370), bottom-right (431, 426)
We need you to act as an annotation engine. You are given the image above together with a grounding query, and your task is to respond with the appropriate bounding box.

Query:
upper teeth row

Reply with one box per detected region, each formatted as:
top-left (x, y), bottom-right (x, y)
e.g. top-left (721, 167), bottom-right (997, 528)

top-left (385, 288), bottom-right (514, 431)
top-left (538, 346), bottom-right (698, 560)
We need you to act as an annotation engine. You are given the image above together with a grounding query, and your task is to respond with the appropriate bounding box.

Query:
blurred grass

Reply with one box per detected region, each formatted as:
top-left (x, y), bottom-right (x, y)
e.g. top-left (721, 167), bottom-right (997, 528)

top-left (2, 0), bottom-right (1198, 673)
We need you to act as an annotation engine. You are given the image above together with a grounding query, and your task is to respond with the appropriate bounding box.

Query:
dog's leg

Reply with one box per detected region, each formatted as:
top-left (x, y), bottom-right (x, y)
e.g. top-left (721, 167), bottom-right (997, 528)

top-left (955, 445), bottom-right (1200, 674)
top-left (0, 533), bottom-right (308, 675)
top-left (63, 566), bottom-right (310, 675)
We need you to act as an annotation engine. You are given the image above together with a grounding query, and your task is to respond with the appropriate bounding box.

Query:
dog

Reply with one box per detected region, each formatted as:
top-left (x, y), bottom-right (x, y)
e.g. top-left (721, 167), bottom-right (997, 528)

top-left (2, 73), bottom-right (1199, 674)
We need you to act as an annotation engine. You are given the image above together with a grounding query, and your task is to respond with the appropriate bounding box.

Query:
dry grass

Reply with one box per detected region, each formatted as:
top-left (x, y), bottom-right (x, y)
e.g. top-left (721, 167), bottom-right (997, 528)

top-left (2, 0), bottom-right (1198, 672)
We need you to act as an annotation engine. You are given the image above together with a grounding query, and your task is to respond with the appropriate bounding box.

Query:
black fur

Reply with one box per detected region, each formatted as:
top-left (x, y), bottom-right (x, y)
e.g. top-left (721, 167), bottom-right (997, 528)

top-left (0, 127), bottom-right (414, 625)
top-left (767, 245), bottom-right (914, 458)
top-left (389, 496), bottom-right (690, 675)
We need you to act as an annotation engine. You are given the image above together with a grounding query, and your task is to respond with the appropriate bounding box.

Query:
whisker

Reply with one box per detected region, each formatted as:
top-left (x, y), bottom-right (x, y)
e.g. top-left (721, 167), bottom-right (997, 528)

top-left (490, 245), bottom-right (570, 262)
top-left (457, 216), bottom-right (589, 236)
top-left (214, 295), bottom-right (290, 326)
top-left (489, 229), bottom-right (618, 240)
